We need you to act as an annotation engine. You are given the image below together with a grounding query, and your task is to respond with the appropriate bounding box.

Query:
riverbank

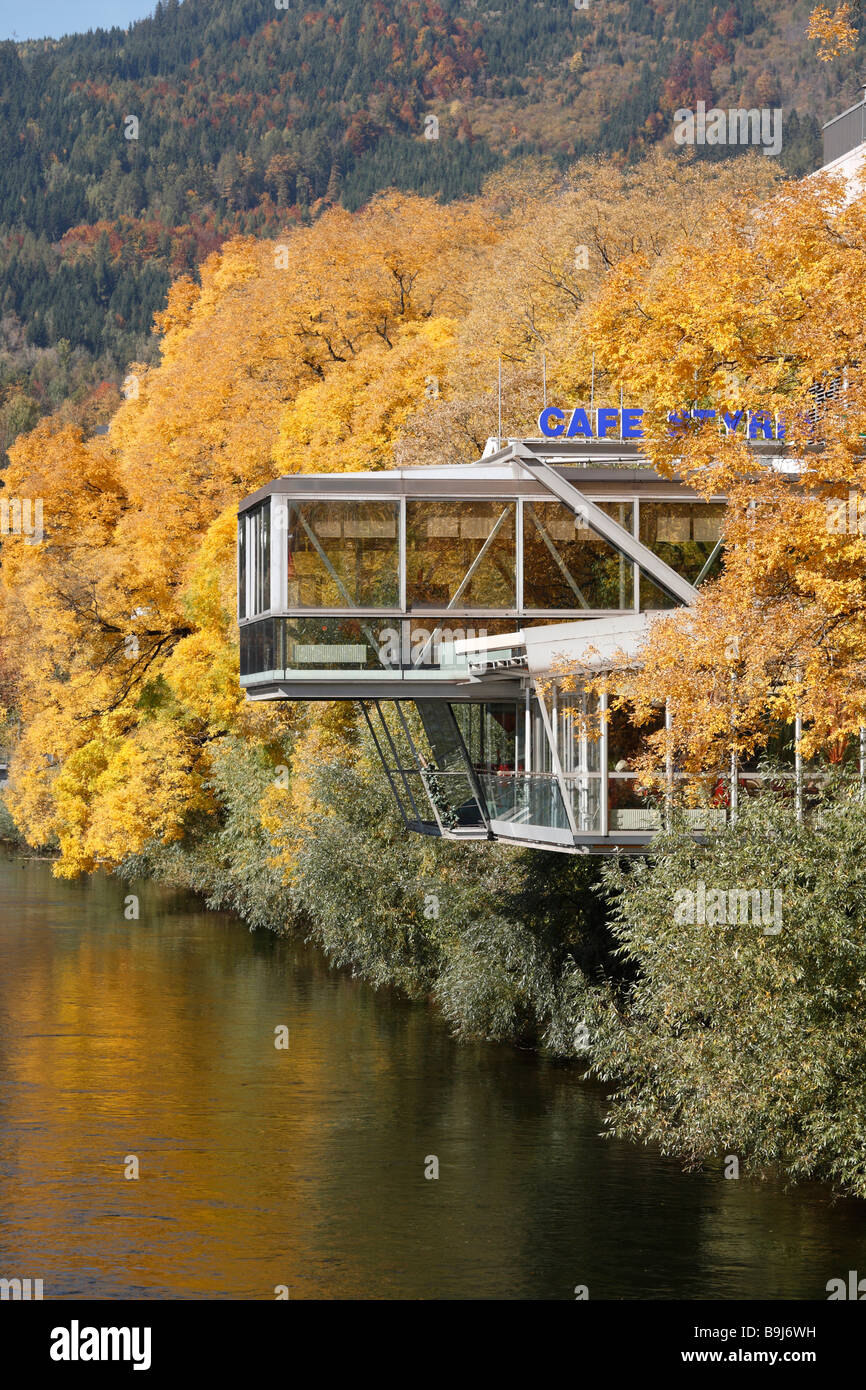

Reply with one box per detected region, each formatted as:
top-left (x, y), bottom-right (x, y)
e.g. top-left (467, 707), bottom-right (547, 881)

top-left (8, 760), bottom-right (866, 1201)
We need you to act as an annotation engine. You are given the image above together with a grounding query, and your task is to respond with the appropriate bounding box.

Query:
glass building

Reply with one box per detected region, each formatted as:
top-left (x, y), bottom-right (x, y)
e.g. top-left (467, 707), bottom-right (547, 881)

top-left (237, 437), bottom-right (741, 852)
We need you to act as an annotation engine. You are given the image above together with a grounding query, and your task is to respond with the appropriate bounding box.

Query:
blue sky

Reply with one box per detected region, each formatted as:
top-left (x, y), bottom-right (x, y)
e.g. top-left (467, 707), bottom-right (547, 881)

top-left (0, 1), bottom-right (159, 41)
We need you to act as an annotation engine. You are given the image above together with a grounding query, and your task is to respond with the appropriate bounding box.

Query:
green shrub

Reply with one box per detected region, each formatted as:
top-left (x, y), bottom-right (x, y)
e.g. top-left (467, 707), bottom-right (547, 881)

top-left (592, 782), bottom-right (866, 1195)
top-left (291, 743), bottom-right (613, 1043)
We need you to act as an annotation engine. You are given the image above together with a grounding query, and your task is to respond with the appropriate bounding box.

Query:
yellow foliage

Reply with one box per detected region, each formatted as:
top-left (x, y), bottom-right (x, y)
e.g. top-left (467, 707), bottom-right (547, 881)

top-left (275, 318), bottom-right (457, 472)
top-left (807, 4), bottom-right (858, 61)
top-left (0, 159), bottom-right (810, 873)
top-left (260, 702), bottom-right (359, 881)
top-left (52, 719), bottom-right (216, 877)
top-left (161, 507), bottom-right (244, 730)
top-left (579, 168), bottom-right (866, 775)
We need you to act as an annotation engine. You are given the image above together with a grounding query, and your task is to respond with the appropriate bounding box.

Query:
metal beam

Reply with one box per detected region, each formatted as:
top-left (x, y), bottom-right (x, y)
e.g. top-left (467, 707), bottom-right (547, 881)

top-left (509, 446), bottom-right (699, 607)
top-left (360, 701), bottom-right (413, 830)
top-left (393, 700), bottom-right (446, 835)
top-left (694, 535), bottom-right (723, 587)
top-left (295, 510), bottom-right (386, 660)
top-left (371, 699), bottom-right (426, 824)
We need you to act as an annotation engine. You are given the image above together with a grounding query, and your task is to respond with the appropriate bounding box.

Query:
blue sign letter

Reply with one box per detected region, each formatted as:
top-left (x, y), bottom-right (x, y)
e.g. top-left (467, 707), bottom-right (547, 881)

top-left (566, 408), bottom-right (593, 439)
top-left (622, 408), bottom-right (644, 439)
top-left (538, 407), bottom-right (565, 437)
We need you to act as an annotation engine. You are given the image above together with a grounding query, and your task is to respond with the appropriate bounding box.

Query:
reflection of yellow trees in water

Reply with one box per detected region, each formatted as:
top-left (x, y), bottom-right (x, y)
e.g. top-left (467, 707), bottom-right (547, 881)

top-left (0, 862), bottom-right (563, 1297)
top-left (4, 857), bottom-right (861, 1298)
top-left (1, 160), bottom-right (782, 875)
top-left (0, 872), bottom-right (349, 1296)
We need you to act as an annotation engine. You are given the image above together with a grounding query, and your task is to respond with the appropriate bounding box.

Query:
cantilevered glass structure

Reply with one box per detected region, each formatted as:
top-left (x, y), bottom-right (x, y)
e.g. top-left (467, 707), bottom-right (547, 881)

top-left (238, 437), bottom-right (737, 852)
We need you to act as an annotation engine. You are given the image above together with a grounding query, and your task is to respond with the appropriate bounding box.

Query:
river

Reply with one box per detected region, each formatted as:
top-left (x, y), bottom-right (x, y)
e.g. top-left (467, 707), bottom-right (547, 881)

top-left (0, 849), bottom-right (863, 1300)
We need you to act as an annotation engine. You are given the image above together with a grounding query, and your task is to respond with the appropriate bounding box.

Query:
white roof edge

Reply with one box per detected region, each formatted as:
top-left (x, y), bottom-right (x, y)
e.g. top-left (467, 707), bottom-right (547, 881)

top-left (823, 99), bottom-right (866, 130)
top-left (454, 630), bottom-right (525, 654)
top-left (453, 612), bottom-right (686, 672)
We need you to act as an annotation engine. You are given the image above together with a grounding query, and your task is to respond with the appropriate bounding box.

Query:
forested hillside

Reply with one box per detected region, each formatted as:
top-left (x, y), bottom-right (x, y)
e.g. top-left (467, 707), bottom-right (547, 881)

top-left (0, 0), bottom-right (856, 459)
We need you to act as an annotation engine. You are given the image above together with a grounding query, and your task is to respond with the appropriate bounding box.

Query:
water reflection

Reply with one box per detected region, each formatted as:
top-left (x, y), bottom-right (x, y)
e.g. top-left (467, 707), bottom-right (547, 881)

top-left (0, 851), bottom-right (863, 1300)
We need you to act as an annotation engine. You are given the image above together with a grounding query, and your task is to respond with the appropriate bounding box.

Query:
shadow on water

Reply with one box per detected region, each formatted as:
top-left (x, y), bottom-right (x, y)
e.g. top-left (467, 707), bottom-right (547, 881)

top-left (0, 849), bottom-right (864, 1300)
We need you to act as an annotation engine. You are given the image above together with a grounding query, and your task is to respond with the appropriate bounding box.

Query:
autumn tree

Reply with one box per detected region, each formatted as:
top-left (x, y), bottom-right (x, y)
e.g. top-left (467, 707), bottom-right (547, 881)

top-left (574, 166), bottom-right (866, 784)
top-left (808, 2), bottom-right (860, 60)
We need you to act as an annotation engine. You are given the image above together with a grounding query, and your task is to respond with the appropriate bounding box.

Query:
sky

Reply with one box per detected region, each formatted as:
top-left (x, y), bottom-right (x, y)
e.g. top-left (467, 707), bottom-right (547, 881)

top-left (0, 1), bottom-right (159, 41)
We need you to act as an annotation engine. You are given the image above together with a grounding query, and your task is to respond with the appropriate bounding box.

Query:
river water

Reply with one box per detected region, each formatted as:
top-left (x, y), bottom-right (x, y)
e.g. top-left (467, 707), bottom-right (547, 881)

top-left (0, 849), bottom-right (863, 1300)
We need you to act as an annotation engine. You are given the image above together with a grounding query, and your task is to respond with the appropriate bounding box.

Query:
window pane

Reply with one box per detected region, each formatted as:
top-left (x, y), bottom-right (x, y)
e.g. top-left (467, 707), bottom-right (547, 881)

top-left (241, 616), bottom-right (403, 673)
top-left (413, 699), bottom-right (486, 826)
top-left (638, 570), bottom-right (679, 610)
top-left (406, 501), bottom-right (516, 609)
top-left (639, 503), bottom-right (725, 604)
top-left (287, 501), bottom-right (399, 608)
top-left (476, 772), bottom-right (571, 830)
top-left (240, 501), bottom-right (271, 617)
top-left (739, 722), bottom-right (797, 772)
top-left (240, 617), bottom-right (280, 676)
top-left (238, 517), bottom-right (247, 620)
top-left (255, 503), bottom-right (270, 614)
top-left (285, 617), bottom-right (400, 669)
top-left (451, 701), bottom-right (524, 770)
top-left (522, 500), bottom-right (634, 610)
top-left (608, 697), bottom-right (665, 834)
top-left (557, 690), bottom-right (602, 774)
top-left (565, 777), bottom-right (603, 833)
top-left (407, 618), bottom-right (516, 669)
top-left (608, 702), bottom-right (665, 770)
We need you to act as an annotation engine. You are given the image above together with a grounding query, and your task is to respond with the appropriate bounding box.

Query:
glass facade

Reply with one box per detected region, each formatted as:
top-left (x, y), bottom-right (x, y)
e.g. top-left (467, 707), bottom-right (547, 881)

top-left (238, 616), bottom-right (529, 675)
top-left (239, 494), bottom-right (728, 676)
top-left (287, 501), bottom-right (399, 608)
top-left (639, 501), bottom-right (724, 608)
top-left (556, 689), bottom-right (603, 833)
top-left (406, 618), bottom-right (518, 669)
top-left (405, 500), bottom-right (516, 609)
top-left (238, 500), bottom-right (271, 618)
top-left (607, 700), bottom-right (665, 831)
top-left (239, 495), bottom-right (732, 686)
top-left (342, 680), bottom-right (859, 848)
top-left (451, 700), bottom-right (571, 832)
top-left (240, 616), bottom-right (407, 675)
top-left (523, 500), bottom-right (633, 610)
top-left (237, 478), bottom-right (860, 850)
top-left (238, 490), bottom-right (738, 843)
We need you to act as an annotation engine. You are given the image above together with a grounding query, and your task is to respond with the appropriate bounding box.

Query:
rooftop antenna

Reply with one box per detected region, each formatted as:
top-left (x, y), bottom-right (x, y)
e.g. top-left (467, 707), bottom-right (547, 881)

top-left (542, 352), bottom-right (547, 409)
top-left (498, 357), bottom-right (503, 447)
top-left (590, 352), bottom-right (595, 432)
top-left (620, 383), bottom-right (624, 442)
